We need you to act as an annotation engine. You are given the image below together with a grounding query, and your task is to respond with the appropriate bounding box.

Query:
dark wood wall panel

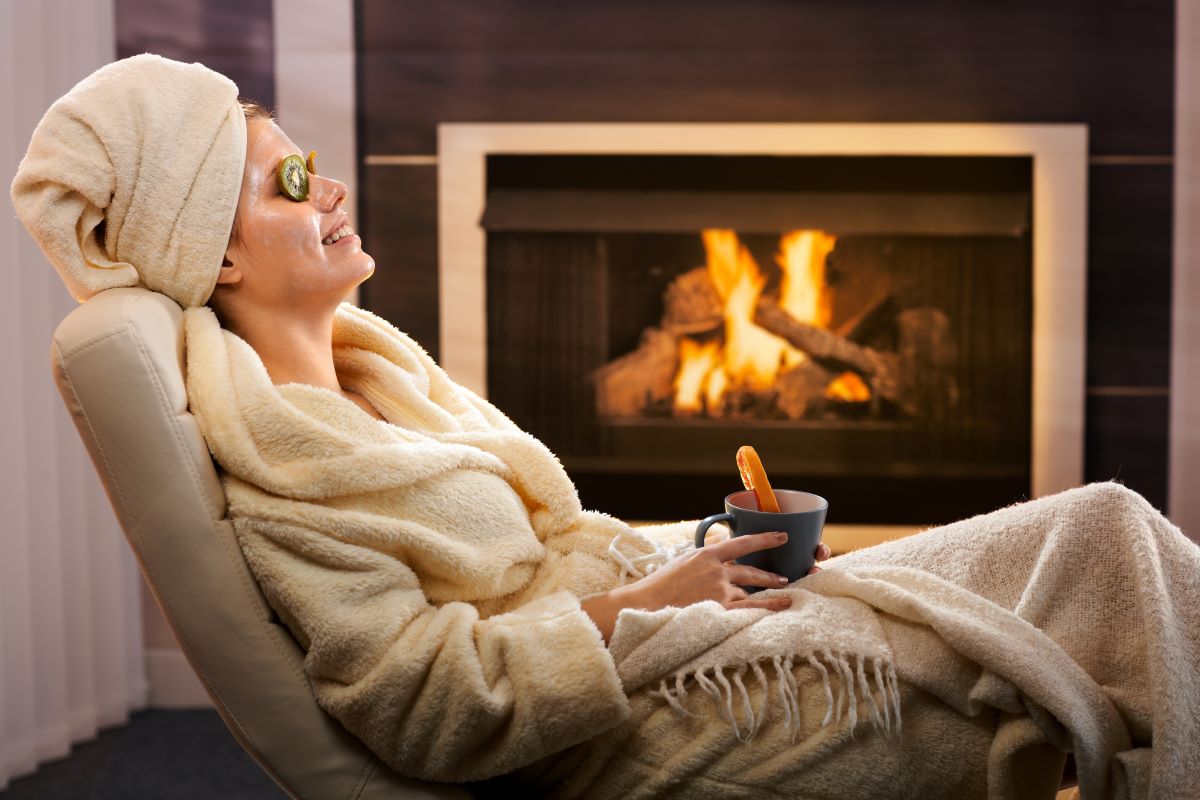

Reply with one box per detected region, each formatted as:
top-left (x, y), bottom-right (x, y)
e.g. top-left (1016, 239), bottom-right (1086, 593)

top-left (356, 0), bottom-right (1176, 509)
top-left (358, 166), bottom-right (440, 353)
top-left (115, 0), bottom-right (275, 107)
top-left (1086, 395), bottom-right (1170, 511)
top-left (360, 0), bottom-right (1172, 156)
top-left (1086, 164), bottom-right (1174, 387)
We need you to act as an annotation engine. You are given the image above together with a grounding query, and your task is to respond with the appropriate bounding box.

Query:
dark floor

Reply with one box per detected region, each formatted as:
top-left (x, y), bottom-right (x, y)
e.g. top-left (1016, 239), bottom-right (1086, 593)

top-left (0, 709), bottom-right (287, 800)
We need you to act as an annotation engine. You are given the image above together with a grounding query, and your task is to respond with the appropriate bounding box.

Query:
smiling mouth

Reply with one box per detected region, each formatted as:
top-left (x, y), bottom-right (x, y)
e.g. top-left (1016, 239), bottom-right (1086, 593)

top-left (322, 223), bottom-right (356, 245)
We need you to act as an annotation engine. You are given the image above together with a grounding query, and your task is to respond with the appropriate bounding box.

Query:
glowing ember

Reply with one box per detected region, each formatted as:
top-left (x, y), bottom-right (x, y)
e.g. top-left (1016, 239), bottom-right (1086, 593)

top-left (826, 371), bottom-right (871, 402)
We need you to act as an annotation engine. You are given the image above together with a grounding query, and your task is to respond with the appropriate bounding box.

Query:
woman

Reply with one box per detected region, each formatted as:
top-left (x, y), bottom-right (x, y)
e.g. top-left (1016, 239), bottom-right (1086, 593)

top-left (13, 55), bottom-right (1200, 800)
top-left (205, 98), bottom-right (826, 625)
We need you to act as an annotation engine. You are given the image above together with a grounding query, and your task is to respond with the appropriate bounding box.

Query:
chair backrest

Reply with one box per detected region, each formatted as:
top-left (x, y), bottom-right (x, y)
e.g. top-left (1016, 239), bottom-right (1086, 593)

top-left (50, 287), bottom-right (470, 800)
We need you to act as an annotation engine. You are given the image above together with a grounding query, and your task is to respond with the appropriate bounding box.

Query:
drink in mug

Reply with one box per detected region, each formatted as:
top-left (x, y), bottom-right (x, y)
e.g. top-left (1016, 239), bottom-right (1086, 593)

top-left (695, 489), bottom-right (828, 592)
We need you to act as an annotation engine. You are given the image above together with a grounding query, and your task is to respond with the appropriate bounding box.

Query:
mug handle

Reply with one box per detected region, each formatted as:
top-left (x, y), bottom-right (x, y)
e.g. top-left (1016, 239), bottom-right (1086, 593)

top-left (695, 512), bottom-right (735, 549)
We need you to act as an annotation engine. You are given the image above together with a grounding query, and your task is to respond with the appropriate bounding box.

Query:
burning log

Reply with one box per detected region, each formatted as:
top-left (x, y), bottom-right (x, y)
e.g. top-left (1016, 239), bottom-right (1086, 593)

top-left (897, 307), bottom-right (958, 419)
top-left (592, 327), bottom-right (678, 417)
top-left (754, 300), bottom-right (901, 402)
top-left (776, 359), bottom-right (836, 419)
top-left (898, 307), bottom-right (955, 368)
top-left (662, 267), bottom-right (723, 334)
top-left (721, 386), bottom-right (780, 420)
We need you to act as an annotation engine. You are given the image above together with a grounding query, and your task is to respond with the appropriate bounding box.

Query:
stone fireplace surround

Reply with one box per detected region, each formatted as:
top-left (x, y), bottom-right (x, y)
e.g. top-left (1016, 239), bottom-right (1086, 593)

top-left (437, 123), bottom-right (1087, 542)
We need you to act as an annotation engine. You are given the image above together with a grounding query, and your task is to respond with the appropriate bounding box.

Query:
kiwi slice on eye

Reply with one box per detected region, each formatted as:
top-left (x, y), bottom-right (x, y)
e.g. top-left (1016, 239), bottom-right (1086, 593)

top-left (277, 154), bottom-right (309, 201)
top-left (306, 150), bottom-right (318, 175)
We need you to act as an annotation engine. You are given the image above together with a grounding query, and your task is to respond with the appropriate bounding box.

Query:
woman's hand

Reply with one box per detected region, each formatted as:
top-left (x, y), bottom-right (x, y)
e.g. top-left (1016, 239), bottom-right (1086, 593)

top-left (582, 533), bottom-right (832, 644)
top-left (701, 529), bottom-right (831, 576)
top-left (808, 541), bottom-right (833, 574)
top-left (636, 532), bottom-right (834, 612)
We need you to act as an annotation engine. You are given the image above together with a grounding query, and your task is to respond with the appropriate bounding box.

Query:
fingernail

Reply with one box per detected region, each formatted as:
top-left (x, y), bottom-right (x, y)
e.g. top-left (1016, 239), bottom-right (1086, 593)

top-left (777, 575), bottom-right (788, 584)
top-left (776, 532), bottom-right (788, 542)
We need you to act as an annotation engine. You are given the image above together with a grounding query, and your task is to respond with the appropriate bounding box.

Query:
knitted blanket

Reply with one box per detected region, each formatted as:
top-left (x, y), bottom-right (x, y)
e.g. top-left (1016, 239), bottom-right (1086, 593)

top-left (526, 484), bottom-right (1200, 800)
top-left (183, 302), bottom-right (1200, 798)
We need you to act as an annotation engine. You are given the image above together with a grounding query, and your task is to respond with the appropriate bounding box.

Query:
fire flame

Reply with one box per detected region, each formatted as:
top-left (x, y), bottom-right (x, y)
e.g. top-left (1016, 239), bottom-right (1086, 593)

top-left (672, 228), bottom-right (858, 415)
top-left (826, 371), bottom-right (870, 402)
top-left (674, 338), bottom-right (721, 413)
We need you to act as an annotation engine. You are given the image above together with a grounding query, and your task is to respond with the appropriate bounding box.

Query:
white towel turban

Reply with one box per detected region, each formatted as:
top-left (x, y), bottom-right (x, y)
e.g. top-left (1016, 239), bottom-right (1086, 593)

top-left (10, 53), bottom-right (247, 309)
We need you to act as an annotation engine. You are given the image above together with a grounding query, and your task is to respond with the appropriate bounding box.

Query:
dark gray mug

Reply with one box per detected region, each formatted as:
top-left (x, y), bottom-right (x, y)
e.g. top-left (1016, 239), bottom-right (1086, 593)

top-left (695, 489), bottom-right (828, 592)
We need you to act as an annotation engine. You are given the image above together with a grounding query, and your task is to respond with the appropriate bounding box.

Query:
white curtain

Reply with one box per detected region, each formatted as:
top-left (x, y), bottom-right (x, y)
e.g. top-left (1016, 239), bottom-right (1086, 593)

top-left (0, 0), bottom-right (148, 789)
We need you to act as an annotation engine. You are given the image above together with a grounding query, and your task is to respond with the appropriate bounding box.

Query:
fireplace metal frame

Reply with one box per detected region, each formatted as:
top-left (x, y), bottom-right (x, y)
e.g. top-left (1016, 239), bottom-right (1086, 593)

top-left (437, 123), bottom-right (1087, 523)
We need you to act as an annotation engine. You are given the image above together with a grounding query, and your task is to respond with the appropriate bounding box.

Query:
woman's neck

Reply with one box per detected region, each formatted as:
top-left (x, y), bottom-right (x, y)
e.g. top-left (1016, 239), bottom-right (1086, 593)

top-left (211, 299), bottom-right (385, 420)
top-left (229, 308), bottom-right (343, 394)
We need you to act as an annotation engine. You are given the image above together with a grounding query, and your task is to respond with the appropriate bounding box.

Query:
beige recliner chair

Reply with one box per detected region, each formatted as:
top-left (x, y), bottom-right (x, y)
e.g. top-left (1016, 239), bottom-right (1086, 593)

top-left (50, 287), bottom-right (520, 800)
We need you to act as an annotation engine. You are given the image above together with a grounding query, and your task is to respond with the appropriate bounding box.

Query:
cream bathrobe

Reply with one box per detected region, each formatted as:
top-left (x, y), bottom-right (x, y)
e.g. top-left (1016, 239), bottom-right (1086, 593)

top-left (183, 301), bottom-right (1200, 800)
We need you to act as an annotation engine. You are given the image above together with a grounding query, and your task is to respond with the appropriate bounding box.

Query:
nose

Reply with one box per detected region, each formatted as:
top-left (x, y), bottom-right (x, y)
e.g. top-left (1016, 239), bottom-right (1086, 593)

top-left (312, 173), bottom-right (348, 212)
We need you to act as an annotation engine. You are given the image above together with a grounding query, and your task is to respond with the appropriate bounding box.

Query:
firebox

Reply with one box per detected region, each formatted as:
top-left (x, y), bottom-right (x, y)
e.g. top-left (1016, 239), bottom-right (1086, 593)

top-left (437, 124), bottom-right (1086, 528)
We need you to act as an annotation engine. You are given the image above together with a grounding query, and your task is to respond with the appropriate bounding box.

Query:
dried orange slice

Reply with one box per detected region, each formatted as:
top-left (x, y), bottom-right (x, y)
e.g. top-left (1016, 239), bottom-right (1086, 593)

top-left (735, 445), bottom-right (780, 513)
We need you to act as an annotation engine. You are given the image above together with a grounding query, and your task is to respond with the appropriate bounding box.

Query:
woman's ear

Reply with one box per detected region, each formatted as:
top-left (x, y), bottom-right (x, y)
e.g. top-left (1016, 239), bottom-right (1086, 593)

top-left (216, 252), bottom-right (243, 285)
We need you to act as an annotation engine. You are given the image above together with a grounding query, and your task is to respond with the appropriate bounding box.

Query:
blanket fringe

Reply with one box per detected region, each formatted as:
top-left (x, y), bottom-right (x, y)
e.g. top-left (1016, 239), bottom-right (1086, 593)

top-left (614, 530), bottom-right (903, 742)
top-left (648, 650), bottom-right (902, 744)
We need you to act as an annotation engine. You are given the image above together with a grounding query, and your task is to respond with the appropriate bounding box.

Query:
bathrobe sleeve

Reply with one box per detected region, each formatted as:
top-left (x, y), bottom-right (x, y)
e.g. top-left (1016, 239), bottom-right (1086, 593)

top-left (231, 514), bottom-right (633, 783)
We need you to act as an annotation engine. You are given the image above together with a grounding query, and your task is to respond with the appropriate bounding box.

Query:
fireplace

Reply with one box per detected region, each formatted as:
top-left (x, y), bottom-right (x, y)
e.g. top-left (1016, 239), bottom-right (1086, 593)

top-left (438, 125), bottom-right (1086, 528)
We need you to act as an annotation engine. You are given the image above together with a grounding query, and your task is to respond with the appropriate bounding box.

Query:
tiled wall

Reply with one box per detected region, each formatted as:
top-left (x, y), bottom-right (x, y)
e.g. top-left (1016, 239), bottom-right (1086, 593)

top-left (356, 0), bottom-right (1175, 512)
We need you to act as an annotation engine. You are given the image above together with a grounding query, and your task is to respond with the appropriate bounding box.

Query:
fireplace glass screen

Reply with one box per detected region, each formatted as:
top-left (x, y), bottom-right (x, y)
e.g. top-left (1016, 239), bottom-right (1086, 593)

top-left (482, 155), bottom-right (1033, 524)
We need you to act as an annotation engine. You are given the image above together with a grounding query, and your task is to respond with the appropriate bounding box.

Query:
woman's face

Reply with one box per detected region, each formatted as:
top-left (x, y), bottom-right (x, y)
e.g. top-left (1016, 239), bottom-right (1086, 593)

top-left (216, 117), bottom-right (374, 310)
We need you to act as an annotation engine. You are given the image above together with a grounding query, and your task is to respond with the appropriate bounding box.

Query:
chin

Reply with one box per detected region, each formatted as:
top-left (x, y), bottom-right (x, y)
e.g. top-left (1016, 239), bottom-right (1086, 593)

top-left (355, 256), bottom-right (376, 282)
top-left (327, 248), bottom-right (375, 279)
